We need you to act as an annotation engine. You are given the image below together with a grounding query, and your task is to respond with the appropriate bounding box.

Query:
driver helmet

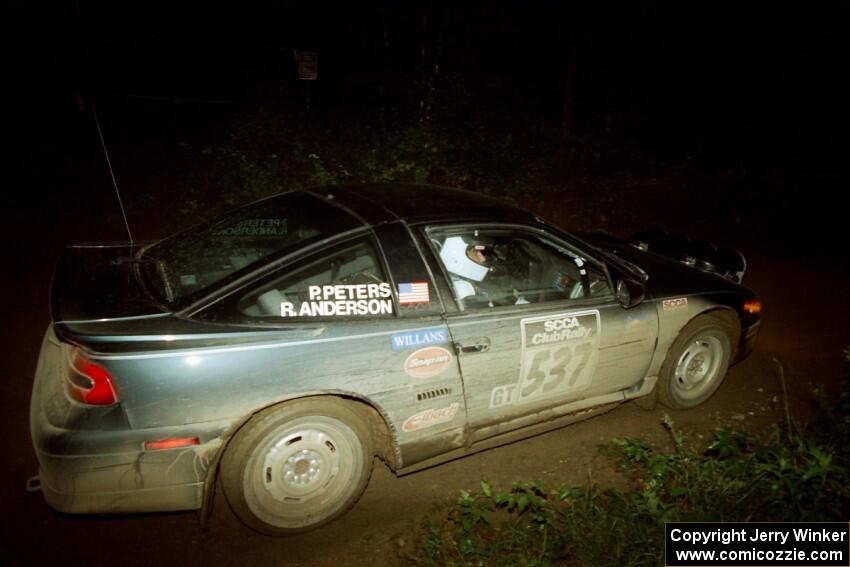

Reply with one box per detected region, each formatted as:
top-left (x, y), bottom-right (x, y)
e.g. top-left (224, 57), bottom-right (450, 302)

top-left (440, 236), bottom-right (489, 282)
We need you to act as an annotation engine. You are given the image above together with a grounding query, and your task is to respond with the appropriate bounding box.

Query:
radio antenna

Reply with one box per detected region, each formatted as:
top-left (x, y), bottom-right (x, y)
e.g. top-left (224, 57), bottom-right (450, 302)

top-left (92, 101), bottom-right (134, 245)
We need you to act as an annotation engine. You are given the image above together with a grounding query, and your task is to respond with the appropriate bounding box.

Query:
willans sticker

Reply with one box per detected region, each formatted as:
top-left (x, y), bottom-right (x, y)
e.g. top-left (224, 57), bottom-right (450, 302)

top-left (404, 347), bottom-right (453, 378)
top-left (390, 328), bottom-right (448, 350)
top-left (402, 403), bottom-right (460, 432)
top-left (279, 283), bottom-right (393, 317)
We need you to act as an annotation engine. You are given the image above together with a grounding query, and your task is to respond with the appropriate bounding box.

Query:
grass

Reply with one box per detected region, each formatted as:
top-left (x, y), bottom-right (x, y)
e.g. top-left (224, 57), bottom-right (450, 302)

top-left (406, 353), bottom-right (850, 567)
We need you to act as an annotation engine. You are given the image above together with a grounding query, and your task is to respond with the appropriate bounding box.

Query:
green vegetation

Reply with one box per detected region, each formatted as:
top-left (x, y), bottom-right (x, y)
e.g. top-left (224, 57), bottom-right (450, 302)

top-left (406, 352), bottom-right (850, 567)
top-left (167, 85), bottom-right (687, 234)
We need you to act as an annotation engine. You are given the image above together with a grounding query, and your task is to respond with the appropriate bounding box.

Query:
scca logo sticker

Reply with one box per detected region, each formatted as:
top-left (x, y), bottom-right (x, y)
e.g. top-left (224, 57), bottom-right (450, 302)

top-left (662, 297), bottom-right (688, 310)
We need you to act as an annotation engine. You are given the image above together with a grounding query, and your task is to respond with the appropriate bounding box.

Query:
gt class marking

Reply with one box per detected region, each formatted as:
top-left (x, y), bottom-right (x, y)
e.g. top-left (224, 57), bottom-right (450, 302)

top-left (402, 403), bottom-right (461, 432)
top-left (404, 347), bottom-right (453, 378)
top-left (516, 311), bottom-right (600, 404)
top-left (662, 297), bottom-right (688, 310)
top-left (489, 384), bottom-right (518, 409)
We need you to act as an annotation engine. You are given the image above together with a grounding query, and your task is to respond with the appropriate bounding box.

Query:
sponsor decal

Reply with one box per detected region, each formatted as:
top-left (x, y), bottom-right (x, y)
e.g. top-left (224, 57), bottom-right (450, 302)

top-left (212, 218), bottom-right (287, 237)
top-left (404, 346), bottom-right (453, 378)
top-left (390, 327), bottom-right (448, 350)
top-left (527, 314), bottom-right (593, 345)
top-left (515, 311), bottom-right (600, 404)
top-left (402, 403), bottom-right (461, 432)
top-left (489, 384), bottom-right (518, 409)
top-left (662, 297), bottom-right (688, 310)
top-left (279, 283), bottom-right (393, 317)
top-left (398, 281), bottom-right (430, 305)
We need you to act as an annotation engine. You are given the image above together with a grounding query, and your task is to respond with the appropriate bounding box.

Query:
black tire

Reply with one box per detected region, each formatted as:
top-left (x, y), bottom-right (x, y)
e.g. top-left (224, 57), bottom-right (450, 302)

top-left (657, 313), bottom-right (737, 409)
top-left (221, 398), bottom-right (373, 535)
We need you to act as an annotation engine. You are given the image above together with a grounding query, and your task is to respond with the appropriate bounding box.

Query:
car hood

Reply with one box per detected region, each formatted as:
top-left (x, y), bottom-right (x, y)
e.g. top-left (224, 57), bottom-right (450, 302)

top-left (51, 243), bottom-right (167, 324)
top-left (578, 233), bottom-right (753, 298)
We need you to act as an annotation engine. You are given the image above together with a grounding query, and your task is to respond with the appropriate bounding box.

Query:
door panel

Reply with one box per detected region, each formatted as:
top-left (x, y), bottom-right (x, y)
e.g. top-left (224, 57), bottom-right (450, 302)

top-left (447, 304), bottom-right (605, 435)
top-left (515, 309), bottom-right (601, 405)
top-left (425, 223), bottom-right (658, 442)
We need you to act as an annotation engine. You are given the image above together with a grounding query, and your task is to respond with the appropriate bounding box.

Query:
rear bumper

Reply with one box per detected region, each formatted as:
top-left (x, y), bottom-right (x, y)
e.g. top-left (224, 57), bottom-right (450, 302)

top-left (30, 327), bottom-right (229, 514)
top-left (37, 459), bottom-right (205, 515)
top-left (33, 425), bottom-right (222, 514)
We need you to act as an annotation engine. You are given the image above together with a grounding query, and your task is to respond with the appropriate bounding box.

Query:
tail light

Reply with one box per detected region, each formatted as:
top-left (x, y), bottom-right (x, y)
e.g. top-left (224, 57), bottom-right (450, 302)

top-left (66, 348), bottom-right (118, 405)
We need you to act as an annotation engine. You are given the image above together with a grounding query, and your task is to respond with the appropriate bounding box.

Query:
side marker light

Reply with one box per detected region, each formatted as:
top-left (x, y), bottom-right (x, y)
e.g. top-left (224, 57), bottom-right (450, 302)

top-left (144, 437), bottom-right (201, 451)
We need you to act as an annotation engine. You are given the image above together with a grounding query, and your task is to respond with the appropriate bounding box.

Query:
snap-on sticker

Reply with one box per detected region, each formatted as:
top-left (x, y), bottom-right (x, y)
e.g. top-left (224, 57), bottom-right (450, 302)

top-left (402, 403), bottom-right (461, 432)
top-left (404, 346), bottom-right (453, 379)
top-left (390, 327), bottom-right (448, 350)
top-left (662, 297), bottom-right (688, 310)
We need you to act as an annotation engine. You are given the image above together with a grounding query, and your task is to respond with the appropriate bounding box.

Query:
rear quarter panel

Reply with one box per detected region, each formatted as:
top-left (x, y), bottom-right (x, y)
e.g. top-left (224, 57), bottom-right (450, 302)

top-left (89, 319), bottom-right (467, 468)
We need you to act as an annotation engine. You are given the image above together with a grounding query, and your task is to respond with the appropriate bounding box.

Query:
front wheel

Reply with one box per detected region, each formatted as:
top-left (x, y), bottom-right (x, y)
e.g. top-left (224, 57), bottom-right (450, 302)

top-left (657, 314), bottom-right (737, 409)
top-left (221, 398), bottom-right (373, 535)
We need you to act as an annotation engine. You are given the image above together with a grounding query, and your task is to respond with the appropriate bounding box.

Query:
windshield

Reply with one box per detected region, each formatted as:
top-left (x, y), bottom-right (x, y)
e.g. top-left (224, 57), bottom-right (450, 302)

top-left (589, 244), bottom-right (649, 282)
top-left (141, 191), bottom-right (362, 305)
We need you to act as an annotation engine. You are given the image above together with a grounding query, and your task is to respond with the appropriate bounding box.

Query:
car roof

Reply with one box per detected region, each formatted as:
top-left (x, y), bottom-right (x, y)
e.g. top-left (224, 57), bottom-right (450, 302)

top-left (307, 183), bottom-right (537, 226)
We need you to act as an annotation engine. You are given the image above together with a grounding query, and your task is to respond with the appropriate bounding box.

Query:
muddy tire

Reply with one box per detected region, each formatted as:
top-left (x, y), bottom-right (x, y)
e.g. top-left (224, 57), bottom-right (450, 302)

top-left (657, 314), bottom-right (737, 409)
top-left (221, 398), bottom-right (373, 535)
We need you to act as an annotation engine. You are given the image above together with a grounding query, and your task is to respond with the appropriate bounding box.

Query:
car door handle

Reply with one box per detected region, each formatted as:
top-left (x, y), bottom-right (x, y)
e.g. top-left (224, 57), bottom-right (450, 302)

top-left (454, 337), bottom-right (491, 355)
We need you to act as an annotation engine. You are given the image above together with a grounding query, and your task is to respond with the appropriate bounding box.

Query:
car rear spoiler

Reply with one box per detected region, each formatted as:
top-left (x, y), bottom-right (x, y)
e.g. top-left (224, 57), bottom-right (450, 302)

top-left (628, 229), bottom-right (747, 284)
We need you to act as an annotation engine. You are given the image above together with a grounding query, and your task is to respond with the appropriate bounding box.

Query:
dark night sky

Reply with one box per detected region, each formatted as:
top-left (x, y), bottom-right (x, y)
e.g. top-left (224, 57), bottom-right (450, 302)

top-left (12, 1), bottom-right (849, 221)
top-left (19, 4), bottom-right (844, 143)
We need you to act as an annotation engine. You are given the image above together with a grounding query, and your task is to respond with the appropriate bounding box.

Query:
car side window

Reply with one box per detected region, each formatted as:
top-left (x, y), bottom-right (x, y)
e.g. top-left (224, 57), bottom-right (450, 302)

top-left (237, 236), bottom-right (395, 319)
top-left (427, 227), bottom-right (610, 310)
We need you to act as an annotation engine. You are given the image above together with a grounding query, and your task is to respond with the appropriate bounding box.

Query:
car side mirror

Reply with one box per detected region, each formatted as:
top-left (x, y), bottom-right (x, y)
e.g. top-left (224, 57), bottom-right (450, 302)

top-left (616, 278), bottom-right (645, 309)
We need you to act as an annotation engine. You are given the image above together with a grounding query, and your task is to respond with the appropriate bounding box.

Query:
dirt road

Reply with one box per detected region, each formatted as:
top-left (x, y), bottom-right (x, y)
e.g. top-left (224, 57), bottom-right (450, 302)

top-left (1, 183), bottom-right (847, 567)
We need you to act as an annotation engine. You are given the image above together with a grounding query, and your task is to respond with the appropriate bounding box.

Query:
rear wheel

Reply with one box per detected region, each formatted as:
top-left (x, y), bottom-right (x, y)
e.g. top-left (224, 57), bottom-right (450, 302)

top-left (657, 314), bottom-right (736, 409)
top-left (221, 398), bottom-right (373, 535)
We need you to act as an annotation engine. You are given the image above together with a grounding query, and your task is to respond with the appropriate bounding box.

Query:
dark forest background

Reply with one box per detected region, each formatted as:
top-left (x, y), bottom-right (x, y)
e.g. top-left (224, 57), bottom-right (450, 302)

top-left (12, 1), bottom-right (849, 245)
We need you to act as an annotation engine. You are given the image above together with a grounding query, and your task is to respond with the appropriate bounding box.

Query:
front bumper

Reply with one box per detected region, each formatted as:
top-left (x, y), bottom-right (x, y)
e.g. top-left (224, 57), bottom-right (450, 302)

top-left (737, 318), bottom-right (760, 362)
top-left (30, 328), bottom-right (229, 514)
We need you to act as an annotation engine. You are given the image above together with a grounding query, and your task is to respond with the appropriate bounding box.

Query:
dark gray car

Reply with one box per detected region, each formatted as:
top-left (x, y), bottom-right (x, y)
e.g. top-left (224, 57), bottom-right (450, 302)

top-left (30, 183), bottom-right (761, 534)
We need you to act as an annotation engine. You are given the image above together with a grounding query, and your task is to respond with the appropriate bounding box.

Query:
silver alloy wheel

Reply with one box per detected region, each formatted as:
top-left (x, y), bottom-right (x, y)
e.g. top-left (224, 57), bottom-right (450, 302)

top-left (671, 335), bottom-right (724, 402)
top-left (242, 416), bottom-right (365, 529)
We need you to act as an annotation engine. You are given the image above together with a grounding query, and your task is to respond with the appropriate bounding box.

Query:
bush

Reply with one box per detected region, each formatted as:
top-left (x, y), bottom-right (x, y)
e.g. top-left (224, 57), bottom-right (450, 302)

top-left (171, 84), bottom-right (665, 230)
top-left (406, 353), bottom-right (850, 567)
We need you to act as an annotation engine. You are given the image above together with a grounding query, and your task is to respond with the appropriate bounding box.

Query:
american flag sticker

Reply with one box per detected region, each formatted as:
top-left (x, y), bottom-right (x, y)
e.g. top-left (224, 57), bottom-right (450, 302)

top-left (398, 282), bottom-right (430, 305)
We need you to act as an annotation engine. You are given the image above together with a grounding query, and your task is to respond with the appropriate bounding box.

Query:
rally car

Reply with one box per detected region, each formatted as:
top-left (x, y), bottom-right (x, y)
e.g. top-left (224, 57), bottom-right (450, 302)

top-left (30, 183), bottom-right (761, 534)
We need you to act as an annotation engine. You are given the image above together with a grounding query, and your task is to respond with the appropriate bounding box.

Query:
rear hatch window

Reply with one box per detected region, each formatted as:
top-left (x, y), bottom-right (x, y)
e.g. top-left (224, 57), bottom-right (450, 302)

top-left (141, 192), bottom-right (362, 306)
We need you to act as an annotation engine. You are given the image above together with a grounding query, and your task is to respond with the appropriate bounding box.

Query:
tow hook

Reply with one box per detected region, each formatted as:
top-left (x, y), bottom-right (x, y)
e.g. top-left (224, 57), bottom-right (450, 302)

top-left (26, 475), bottom-right (41, 493)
